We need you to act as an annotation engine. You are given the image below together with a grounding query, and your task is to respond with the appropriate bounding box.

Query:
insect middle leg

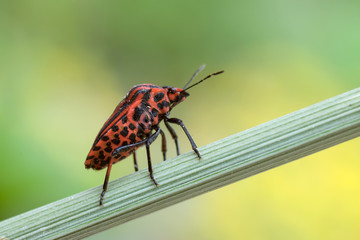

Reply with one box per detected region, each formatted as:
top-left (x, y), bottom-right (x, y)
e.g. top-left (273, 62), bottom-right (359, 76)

top-left (159, 128), bottom-right (167, 161)
top-left (145, 137), bottom-right (158, 186)
top-left (133, 152), bottom-right (138, 172)
top-left (112, 127), bottom-right (162, 185)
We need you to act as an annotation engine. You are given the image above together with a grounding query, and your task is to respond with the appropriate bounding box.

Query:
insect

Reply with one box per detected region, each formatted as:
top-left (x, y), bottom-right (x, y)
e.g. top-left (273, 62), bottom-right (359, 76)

top-left (85, 65), bottom-right (224, 205)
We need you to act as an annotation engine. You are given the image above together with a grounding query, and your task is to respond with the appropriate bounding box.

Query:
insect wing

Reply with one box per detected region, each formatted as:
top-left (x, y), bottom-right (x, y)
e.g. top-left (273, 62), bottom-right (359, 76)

top-left (93, 99), bottom-right (129, 145)
top-left (85, 103), bottom-right (130, 169)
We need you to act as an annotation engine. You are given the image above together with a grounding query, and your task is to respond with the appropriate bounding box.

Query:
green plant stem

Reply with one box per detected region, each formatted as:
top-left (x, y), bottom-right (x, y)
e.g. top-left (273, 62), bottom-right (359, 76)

top-left (1, 88), bottom-right (360, 240)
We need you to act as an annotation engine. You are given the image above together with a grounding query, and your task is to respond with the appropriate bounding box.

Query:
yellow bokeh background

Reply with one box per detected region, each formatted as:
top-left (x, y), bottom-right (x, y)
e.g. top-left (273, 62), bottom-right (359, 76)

top-left (0, 1), bottom-right (359, 239)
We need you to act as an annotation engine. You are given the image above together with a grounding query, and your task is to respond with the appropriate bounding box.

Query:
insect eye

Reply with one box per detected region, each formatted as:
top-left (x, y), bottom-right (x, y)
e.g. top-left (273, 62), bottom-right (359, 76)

top-left (168, 87), bottom-right (177, 94)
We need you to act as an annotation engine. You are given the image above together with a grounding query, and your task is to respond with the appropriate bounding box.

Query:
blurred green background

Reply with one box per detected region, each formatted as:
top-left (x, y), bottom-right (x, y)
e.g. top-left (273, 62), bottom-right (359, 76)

top-left (1, 1), bottom-right (359, 239)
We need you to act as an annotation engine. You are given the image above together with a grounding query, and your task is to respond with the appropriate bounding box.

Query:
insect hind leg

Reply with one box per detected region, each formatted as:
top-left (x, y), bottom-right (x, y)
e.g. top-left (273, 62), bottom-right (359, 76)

top-left (100, 158), bottom-right (113, 206)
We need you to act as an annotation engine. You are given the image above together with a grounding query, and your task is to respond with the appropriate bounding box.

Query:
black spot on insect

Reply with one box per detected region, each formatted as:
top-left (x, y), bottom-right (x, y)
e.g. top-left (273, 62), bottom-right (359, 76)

top-left (112, 125), bottom-right (119, 132)
top-left (106, 142), bottom-right (111, 146)
top-left (162, 101), bottom-right (170, 107)
top-left (133, 107), bottom-right (144, 121)
top-left (122, 140), bottom-right (128, 146)
top-left (87, 155), bottom-right (95, 159)
top-left (106, 156), bottom-right (111, 162)
top-left (142, 91), bottom-right (151, 102)
top-left (129, 133), bottom-right (136, 143)
top-left (94, 158), bottom-right (99, 164)
top-left (137, 131), bottom-right (145, 139)
top-left (114, 133), bottom-right (119, 139)
top-left (99, 151), bottom-right (105, 160)
top-left (151, 108), bottom-right (158, 117)
top-left (100, 160), bottom-right (107, 167)
top-left (104, 146), bottom-right (113, 153)
top-left (157, 102), bottom-right (163, 109)
top-left (173, 95), bottom-right (181, 103)
top-left (102, 136), bottom-right (109, 141)
top-left (120, 126), bottom-right (129, 137)
top-left (154, 92), bottom-right (165, 102)
top-left (144, 116), bottom-right (149, 123)
top-left (112, 138), bottom-right (120, 145)
top-left (122, 116), bottom-right (128, 124)
top-left (129, 123), bottom-right (136, 130)
top-left (93, 146), bottom-right (101, 151)
top-left (138, 123), bottom-right (146, 131)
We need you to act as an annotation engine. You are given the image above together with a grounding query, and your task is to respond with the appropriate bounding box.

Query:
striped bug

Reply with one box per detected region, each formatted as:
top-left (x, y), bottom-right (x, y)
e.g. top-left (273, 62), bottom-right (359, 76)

top-left (85, 65), bottom-right (224, 205)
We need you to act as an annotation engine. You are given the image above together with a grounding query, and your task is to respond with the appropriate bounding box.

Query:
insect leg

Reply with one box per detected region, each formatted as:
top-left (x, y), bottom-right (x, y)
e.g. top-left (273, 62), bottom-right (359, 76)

top-left (146, 137), bottom-right (158, 186)
top-left (143, 127), bottom-right (161, 185)
top-left (164, 120), bottom-right (180, 156)
top-left (165, 117), bottom-right (201, 159)
top-left (100, 158), bottom-right (114, 206)
top-left (112, 128), bottom-right (161, 158)
top-left (112, 128), bottom-right (161, 186)
top-left (133, 152), bottom-right (138, 171)
top-left (159, 128), bottom-right (167, 161)
top-left (100, 129), bottom-right (161, 205)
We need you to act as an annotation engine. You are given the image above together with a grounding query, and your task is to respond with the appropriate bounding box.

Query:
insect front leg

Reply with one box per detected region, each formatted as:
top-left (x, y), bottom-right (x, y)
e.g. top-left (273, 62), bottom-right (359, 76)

top-left (165, 117), bottom-right (201, 159)
top-left (164, 120), bottom-right (180, 156)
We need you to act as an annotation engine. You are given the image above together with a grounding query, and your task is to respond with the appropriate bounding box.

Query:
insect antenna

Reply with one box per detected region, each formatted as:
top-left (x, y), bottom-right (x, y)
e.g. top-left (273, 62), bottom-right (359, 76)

top-left (183, 64), bottom-right (206, 89)
top-left (184, 69), bottom-right (224, 91)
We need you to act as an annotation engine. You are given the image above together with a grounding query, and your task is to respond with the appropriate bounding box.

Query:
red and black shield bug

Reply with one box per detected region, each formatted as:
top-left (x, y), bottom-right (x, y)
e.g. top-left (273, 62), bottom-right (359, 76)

top-left (85, 65), bottom-right (224, 205)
